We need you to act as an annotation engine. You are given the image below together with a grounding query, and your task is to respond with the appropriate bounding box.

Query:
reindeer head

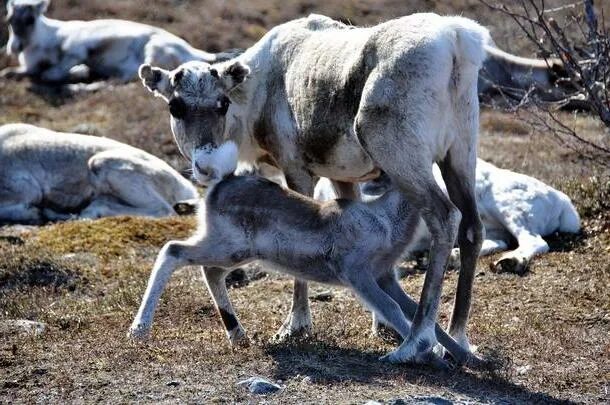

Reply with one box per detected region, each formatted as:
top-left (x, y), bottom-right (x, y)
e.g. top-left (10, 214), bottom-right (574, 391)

top-left (139, 60), bottom-right (250, 186)
top-left (5, 0), bottom-right (49, 55)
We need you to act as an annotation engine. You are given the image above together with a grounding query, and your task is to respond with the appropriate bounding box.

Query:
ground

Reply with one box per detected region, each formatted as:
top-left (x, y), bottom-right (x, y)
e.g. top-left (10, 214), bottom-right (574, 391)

top-left (0, 0), bottom-right (609, 403)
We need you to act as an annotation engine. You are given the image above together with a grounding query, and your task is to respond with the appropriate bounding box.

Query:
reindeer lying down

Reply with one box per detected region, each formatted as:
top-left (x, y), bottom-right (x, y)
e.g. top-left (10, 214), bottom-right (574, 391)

top-left (0, 123), bottom-right (198, 224)
top-left (129, 173), bottom-right (484, 369)
top-left (315, 159), bottom-right (581, 275)
top-left (1, 0), bottom-right (239, 83)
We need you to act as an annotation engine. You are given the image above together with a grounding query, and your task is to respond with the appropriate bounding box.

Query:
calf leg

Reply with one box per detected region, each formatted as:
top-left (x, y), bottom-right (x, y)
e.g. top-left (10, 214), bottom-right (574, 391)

top-left (201, 266), bottom-right (248, 346)
top-left (129, 239), bottom-right (236, 339)
top-left (384, 176), bottom-right (460, 364)
top-left (377, 272), bottom-right (481, 367)
top-left (345, 268), bottom-right (451, 370)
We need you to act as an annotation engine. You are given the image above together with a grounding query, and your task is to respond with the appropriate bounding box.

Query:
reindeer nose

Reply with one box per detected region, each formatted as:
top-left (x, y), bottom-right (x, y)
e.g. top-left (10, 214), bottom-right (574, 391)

top-left (195, 162), bottom-right (214, 178)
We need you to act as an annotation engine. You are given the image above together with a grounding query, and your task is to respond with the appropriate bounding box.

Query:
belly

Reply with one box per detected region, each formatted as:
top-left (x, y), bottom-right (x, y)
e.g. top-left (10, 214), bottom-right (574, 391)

top-left (300, 128), bottom-right (378, 181)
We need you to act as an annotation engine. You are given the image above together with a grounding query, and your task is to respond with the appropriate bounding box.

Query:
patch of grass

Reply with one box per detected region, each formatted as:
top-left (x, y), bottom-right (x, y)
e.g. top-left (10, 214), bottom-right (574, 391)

top-left (32, 216), bottom-right (196, 260)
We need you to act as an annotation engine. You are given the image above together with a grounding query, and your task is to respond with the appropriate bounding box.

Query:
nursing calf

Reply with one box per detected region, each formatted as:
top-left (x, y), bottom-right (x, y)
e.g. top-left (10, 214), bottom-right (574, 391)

top-left (129, 174), bottom-right (482, 368)
top-left (1, 0), bottom-right (239, 83)
top-left (0, 124), bottom-right (198, 224)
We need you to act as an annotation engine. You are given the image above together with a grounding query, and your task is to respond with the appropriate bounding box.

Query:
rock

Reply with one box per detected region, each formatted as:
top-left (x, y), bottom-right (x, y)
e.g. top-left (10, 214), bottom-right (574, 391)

top-left (0, 320), bottom-right (46, 336)
top-left (237, 377), bottom-right (282, 394)
top-left (166, 380), bottom-right (180, 387)
top-left (310, 290), bottom-right (333, 302)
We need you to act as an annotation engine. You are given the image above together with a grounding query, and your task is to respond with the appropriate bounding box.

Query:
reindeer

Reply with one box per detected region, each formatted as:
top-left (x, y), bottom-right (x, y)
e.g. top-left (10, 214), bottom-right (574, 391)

top-left (317, 158), bottom-right (581, 275)
top-left (479, 45), bottom-right (578, 106)
top-left (129, 173), bottom-right (485, 369)
top-left (0, 123), bottom-right (198, 223)
top-left (137, 13), bottom-right (489, 365)
top-left (0, 0), bottom-right (239, 83)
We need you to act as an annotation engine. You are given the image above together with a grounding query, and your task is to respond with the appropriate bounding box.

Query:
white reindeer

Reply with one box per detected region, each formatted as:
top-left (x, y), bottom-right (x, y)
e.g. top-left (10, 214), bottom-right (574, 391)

top-left (137, 13), bottom-right (489, 365)
top-left (316, 159), bottom-right (581, 275)
top-left (0, 123), bottom-right (198, 224)
top-left (129, 173), bottom-right (485, 369)
top-left (1, 0), bottom-right (239, 83)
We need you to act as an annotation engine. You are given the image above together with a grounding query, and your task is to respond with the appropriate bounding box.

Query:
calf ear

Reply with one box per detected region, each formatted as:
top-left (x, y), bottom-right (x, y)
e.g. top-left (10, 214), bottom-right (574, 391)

top-left (139, 64), bottom-right (173, 100)
top-left (219, 61), bottom-right (250, 91)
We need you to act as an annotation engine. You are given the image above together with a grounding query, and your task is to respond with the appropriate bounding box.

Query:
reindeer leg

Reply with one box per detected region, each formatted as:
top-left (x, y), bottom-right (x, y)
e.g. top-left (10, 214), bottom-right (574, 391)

top-left (201, 266), bottom-right (249, 346)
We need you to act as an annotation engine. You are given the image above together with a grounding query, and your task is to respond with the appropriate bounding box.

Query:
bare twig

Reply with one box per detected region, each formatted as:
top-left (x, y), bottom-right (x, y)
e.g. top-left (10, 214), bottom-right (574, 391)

top-left (479, 0), bottom-right (610, 163)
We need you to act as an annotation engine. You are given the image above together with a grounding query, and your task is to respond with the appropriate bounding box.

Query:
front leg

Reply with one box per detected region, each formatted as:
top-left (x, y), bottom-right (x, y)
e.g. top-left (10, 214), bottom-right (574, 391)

top-left (273, 170), bottom-right (316, 341)
top-left (39, 53), bottom-right (83, 83)
top-left (0, 66), bottom-right (28, 80)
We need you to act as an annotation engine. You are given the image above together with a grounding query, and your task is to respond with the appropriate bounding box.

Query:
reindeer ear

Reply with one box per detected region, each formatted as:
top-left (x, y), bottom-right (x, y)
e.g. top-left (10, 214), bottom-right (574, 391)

top-left (139, 64), bottom-right (173, 100)
top-left (219, 61), bottom-right (250, 91)
top-left (33, 0), bottom-right (50, 15)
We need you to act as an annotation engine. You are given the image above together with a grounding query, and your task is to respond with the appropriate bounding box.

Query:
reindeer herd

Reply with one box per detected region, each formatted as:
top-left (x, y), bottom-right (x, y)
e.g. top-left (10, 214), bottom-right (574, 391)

top-left (1, 0), bottom-right (581, 369)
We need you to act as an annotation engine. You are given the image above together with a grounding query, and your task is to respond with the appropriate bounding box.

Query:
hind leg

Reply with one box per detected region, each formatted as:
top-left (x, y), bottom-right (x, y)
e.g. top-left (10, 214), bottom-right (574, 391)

top-left (356, 103), bottom-right (461, 364)
top-left (201, 266), bottom-right (248, 346)
top-left (85, 152), bottom-right (176, 218)
top-left (438, 136), bottom-right (483, 353)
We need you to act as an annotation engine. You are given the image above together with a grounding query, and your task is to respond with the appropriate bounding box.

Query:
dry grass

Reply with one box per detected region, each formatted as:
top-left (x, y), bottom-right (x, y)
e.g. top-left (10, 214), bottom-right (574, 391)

top-left (1, 0), bottom-right (610, 403)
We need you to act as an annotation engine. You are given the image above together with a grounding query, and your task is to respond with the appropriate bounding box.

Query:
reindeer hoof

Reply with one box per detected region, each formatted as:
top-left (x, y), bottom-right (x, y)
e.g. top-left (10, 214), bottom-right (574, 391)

top-left (492, 256), bottom-right (529, 275)
top-left (372, 323), bottom-right (402, 344)
top-left (128, 323), bottom-right (151, 341)
top-left (228, 328), bottom-right (250, 348)
top-left (380, 348), bottom-right (452, 371)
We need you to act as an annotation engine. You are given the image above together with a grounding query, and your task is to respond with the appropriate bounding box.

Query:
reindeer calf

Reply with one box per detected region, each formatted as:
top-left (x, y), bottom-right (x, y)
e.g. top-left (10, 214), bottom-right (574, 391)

top-left (129, 174), bottom-right (480, 368)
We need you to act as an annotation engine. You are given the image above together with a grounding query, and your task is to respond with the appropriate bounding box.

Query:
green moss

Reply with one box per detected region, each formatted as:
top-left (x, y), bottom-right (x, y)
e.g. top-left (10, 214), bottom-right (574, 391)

top-left (33, 216), bottom-right (196, 260)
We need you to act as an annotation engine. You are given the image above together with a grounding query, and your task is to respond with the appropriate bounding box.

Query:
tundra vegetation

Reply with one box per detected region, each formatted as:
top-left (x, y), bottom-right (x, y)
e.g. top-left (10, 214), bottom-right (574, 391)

top-left (0, 0), bottom-right (608, 403)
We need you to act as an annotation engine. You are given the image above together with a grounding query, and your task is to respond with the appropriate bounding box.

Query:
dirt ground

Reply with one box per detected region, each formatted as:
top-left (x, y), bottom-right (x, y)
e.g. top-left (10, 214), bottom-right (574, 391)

top-left (1, 0), bottom-right (609, 403)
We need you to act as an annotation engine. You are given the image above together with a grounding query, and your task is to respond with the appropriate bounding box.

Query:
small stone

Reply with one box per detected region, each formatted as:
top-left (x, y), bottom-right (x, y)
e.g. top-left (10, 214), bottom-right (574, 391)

top-left (0, 320), bottom-right (46, 336)
top-left (310, 290), bottom-right (333, 302)
top-left (237, 377), bottom-right (282, 395)
top-left (516, 365), bottom-right (532, 375)
top-left (301, 376), bottom-right (312, 384)
top-left (166, 381), bottom-right (180, 387)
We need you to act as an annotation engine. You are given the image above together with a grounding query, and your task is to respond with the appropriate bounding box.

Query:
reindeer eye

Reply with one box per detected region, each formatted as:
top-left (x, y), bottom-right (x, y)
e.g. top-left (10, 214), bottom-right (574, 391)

top-left (215, 96), bottom-right (231, 115)
top-left (169, 97), bottom-right (187, 119)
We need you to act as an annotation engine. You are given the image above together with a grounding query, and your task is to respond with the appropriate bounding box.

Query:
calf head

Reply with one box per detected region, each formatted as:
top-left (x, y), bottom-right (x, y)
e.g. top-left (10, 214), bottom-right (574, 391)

top-left (139, 60), bottom-right (250, 186)
top-left (5, 0), bottom-right (49, 55)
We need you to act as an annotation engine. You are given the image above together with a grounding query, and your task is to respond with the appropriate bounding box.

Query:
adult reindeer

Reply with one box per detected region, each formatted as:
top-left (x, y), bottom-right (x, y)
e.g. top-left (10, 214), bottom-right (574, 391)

top-left (138, 13), bottom-right (488, 364)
